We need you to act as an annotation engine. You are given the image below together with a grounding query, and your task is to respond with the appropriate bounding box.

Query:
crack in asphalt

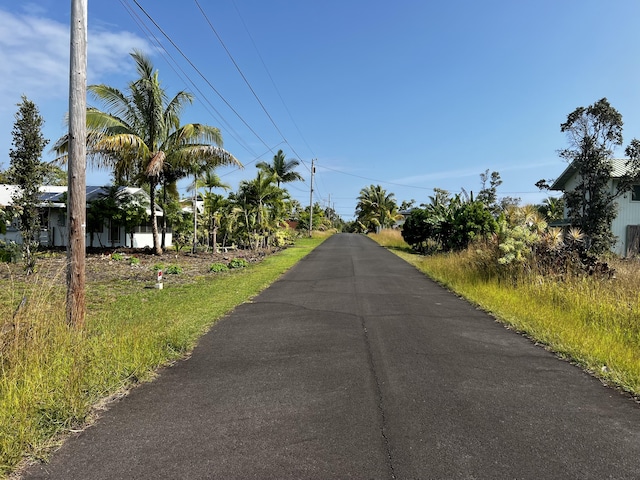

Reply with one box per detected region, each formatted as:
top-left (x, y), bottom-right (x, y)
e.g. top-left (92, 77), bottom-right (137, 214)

top-left (351, 255), bottom-right (397, 480)
top-left (358, 313), bottom-right (397, 480)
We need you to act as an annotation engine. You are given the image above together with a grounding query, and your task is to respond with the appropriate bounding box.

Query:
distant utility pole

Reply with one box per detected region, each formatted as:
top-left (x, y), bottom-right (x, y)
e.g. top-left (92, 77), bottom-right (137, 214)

top-left (67, 0), bottom-right (87, 327)
top-left (309, 159), bottom-right (315, 237)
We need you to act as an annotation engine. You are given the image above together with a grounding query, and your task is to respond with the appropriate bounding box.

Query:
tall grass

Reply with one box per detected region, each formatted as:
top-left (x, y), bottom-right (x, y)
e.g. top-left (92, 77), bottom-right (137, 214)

top-left (368, 230), bottom-right (412, 251)
top-left (0, 235), bottom-right (326, 476)
top-left (370, 230), bottom-right (640, 396)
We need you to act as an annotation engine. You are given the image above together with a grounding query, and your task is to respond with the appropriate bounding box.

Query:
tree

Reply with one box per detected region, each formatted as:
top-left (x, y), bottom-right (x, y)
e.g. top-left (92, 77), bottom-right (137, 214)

top-left (113, 190), bottom-right (149, 249)
top-left (54, 50), bottom-right (241, 255)
top-left (402, 188), bottom-right (497, 253)
top-left (355, 184), bottom-right (401, 233)
top-left (558, 98), bottom-right (631, 253)
top-left (86, 187), bottom-right (118, 248)
top-left (7, 96), bottom-right (49, 273)
top-left (538, 197), bottom-right (565, 222)
top-left (187, 168), bottom-right (230, 252)
top-left (237, 171), bottom-right (288, 248)
top-left (42, 163), bottom-right (67, 186)
top-left (476, 170), bottom-right (502, 214)
top-left (256, 149), bottom-right (303, 187)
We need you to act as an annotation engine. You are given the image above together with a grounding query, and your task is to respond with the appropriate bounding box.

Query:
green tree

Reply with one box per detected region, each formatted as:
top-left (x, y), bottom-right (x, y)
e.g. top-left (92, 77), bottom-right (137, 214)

top-left (187, 169), bottom-right (230, 251)
top-left (447, 200), bottom-right (497, 251)
top-left (297, 202), bottom-right (330, 232)
top-left (476, 170), bottom-right (502, 215)
top-left (402, 189), bottom-right (497, 252)
top-left (86, 187), bottom-right (118, 248)
top-left (7, 96), bottom-right (49, 273)
top-left (559, 98), bottom-right (623, 252)
top-left (256, 149), bottom-right (303, 187)
top-left (355, 184), bottom-right (401, 233)
top-left (113, 189), bottom-right (149, 248)
top-left (237, 171), bottom-right (288, 248)
top-left (42, 163), bottom-right (67, 186)
top-left (537, 196), bottom-right (565, 222)
top-left (401, 207), bottom-right (434, 252)
top-left (55, 50), bottom-right (240, 255)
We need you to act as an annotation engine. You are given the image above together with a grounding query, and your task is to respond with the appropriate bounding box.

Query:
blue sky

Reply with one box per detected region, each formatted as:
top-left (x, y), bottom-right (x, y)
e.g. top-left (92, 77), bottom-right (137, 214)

top-left (1, 1), bottom-right (640, 220)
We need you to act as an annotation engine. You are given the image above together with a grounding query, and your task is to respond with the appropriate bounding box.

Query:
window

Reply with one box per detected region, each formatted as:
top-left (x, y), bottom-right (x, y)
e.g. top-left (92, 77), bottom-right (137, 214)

top-left (632, 185), bottom-right (640, 202)
top-left (109, 220), bottom-right (121, 244)
top-left (135, 220), bottom-right (154, 233)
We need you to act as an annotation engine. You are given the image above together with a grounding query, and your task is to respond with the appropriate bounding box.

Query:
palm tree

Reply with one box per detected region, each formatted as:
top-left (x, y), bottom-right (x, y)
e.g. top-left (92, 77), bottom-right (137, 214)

top-left (256, 149), bottom-right (303, 187)
top-left (355, 184), bottom-right (401, 233)
top-left (237, 171), bottom-right (288, 248)
top-left (538, 196), bottom-right (565, 222)
top-left (187, 169), bottom-right (231, 252)
top-left (55, 50), bottom-right (241, 254)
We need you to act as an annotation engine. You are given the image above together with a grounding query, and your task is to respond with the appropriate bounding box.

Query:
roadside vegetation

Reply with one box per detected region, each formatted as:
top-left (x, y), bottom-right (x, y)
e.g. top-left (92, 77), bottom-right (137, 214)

top-left (0, 234), bottom-right (329, 476)
top-left (370, 229), bottom-right (640, 399)
top-left (362, 98), bottom-right (640, 402)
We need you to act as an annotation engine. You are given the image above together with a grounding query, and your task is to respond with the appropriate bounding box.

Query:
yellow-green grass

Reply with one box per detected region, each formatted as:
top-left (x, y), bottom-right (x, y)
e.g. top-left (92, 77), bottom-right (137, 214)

top-left (370, 230), bottom-right (640, 397)
top-left (0, 235), bottom-right (327, 476)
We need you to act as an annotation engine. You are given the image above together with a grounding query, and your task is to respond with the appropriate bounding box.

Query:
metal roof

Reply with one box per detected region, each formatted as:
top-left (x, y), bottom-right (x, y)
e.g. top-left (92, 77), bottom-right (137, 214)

top-left (550, 158), bottom-right (630, 191)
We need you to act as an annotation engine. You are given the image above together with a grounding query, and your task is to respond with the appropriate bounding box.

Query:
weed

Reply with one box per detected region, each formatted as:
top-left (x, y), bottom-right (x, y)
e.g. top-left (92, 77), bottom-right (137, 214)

top-left (228, 258), bottom-right (248, 269)
top-left (165, 265), bottom-right (183, 275)
top-left (111, 252), bottom-right (124, 261)
top-left (208, 262), bottom-right (228, 273)
top-left (0, 234), bottom-right (329, 475)
top-left (368, 230), bottom-right (411, 251)
top-left (390, 247), bottom-right (640, 396)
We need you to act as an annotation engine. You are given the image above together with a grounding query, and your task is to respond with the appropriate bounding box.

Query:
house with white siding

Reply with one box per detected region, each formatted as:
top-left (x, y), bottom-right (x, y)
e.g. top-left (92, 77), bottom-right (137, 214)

top-left (550, 159), bottom-right (640, 256)
top-left (0, 184), bottom-right (170, 249)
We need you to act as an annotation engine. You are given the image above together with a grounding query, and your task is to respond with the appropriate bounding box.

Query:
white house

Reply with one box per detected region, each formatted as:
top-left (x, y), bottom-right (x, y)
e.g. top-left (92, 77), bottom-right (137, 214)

top-left (550, 159), bottom-right (640, 257)
top-left (0, 184), bottom-right (171, 249)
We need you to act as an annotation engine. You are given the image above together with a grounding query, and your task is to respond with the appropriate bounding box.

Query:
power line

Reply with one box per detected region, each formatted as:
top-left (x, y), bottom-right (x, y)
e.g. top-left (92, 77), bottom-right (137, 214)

top-left (194, 1), bottom-right (287, 147)
top-left (230, 0), bottom-right (317, 161)
top-left (120, 1), bottom-right (259, 161)
top-left (194, 0), bottom-right (313, 175)
top-left (131, 0), bottom-right (275, 156)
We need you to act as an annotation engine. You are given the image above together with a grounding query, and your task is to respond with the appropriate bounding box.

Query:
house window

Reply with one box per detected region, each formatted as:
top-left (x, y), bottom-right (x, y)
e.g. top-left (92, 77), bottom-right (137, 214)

top-left (109, 220), bottom-right (121, 244)
top-left (57, 212), bottom-right (66, 226)
top-left (135, 220), bottom-right (153, 233)
top-left (632, 185), bottom-right (640, 202)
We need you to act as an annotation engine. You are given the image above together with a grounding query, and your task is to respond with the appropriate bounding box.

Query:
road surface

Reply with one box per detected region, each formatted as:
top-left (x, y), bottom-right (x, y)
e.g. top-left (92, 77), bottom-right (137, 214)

top-left (23, 233), bottom-right (640, 479)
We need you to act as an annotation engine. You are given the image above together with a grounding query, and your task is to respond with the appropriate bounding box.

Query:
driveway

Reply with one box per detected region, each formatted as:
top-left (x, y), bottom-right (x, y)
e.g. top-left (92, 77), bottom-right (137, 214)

top-left (23, 233), bottom-right (640, 479)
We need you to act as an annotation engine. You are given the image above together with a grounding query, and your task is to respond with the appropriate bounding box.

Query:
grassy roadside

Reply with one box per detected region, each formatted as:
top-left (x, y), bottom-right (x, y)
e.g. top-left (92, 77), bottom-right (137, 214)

top-left (0, 234), bottom-right (328, 477)
top-left (369, 231), bottom-right (640, 399)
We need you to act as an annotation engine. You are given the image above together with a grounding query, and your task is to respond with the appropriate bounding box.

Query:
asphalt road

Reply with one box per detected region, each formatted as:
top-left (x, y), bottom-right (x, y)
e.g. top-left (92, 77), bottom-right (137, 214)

top-left (23, 233), bottom-right (640, 479)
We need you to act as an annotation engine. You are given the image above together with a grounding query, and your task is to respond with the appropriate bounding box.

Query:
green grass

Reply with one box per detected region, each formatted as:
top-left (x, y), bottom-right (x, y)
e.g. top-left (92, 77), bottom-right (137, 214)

top-left (0, 235), bottom-right (327, 476)
top-left (370, 230), bottom-right (640, 397)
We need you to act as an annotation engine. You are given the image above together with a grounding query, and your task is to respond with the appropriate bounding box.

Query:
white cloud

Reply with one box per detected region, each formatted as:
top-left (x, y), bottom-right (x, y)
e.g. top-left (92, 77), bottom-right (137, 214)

top-left (0, 8), bottom-right (150, 112)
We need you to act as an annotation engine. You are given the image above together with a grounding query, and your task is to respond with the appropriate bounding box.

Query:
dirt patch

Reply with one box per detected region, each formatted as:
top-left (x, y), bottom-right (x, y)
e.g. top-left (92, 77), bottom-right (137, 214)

top-left (0, 247), bottom-right (274, 286)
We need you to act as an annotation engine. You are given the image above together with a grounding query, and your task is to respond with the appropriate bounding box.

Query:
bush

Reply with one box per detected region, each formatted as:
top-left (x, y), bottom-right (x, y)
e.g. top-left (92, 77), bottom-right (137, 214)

top-left (228, 258), bottom-right (248, 269)
top-left (208, 262), bottom-right (228, 273)
top-left (165, 265), bottom-right (183, 275)
top-left (0, 240), bottom-right (21, 263)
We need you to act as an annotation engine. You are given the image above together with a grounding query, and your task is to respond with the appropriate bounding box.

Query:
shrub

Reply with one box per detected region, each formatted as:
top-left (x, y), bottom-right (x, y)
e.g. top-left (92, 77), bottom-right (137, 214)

top-left (165, 265), bottom-right (182, 275)
top-left (208, 262), bottom-right (228, 273)
top-left (228, 258), bottom-right (248, 269)
top-left (0, 240), bottom-right (21, 263)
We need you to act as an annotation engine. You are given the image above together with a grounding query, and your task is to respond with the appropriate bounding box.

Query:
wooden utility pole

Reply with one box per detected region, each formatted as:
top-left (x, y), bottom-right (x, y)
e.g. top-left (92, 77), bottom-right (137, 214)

top-left (308, 159), bottom-right (315, 237)
top-left (66, 0), bottom-right (87, 327)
